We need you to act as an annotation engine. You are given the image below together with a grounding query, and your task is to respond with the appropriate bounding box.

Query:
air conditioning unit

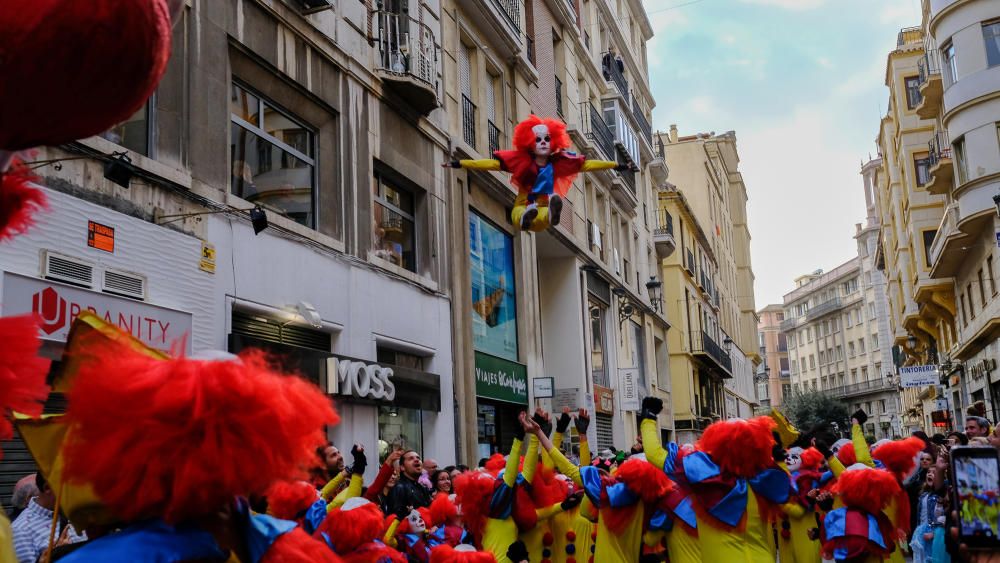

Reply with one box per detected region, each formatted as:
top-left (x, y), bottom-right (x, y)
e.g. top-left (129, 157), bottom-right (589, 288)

top-left (42, 251), bottom-right (95, 288)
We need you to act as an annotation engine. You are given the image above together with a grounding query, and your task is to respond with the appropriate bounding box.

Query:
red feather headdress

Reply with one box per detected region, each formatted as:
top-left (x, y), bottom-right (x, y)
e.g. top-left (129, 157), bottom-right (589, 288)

top-left (0, 315), bottom-right (51, 446)
top-left (0, 158), bottom-right (48, 241)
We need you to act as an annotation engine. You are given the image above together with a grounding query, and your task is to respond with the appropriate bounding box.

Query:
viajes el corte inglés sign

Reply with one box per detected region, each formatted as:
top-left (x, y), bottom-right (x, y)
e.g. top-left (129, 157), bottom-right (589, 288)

top-left (474, 351), bottom-right (528, 405)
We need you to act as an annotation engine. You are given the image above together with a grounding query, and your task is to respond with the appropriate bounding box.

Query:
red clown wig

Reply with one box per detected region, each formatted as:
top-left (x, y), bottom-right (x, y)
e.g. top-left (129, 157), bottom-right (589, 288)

top-left (0, 158), bottom-right (48, 242)
top-left (0, 315), bottom-right (50, 444)
top-left (698, 416), bottom-right (778, 477)
top-left (453, 472), bottom-right (496, 539)
top-left (61, 340), bottom-right (338, 524)
top-left (872, 437), bottom-right (925, 481)
top-left (315, 499), bottom-right (391, 557)
top-left (430, 545), bottom-right (497, 563)
top-left (512, 116), bottom-right (571, 154)
top-left (833, 468), bottom-right (901, 517)
top-left (265, 480), bottom-right (320, 521)
top-left (800, 447), bottom-right (825, 472)
top-left (429, 493), bottom-right (459, 527)
top-left (837, 443), bottom-right (858, 467)
top-left (262, 528), bottom-right (344, 563)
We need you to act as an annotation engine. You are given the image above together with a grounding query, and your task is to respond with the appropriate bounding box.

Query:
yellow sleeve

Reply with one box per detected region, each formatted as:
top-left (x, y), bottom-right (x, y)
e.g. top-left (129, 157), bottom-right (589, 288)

top-left (640, 418), bottom-right (667, 470)
top-left (523, 435), bottom-right (540, 484)
top-left (852, 423), bottom-right (874, 468)
top-left (580, 160), bottom-right (618, 172)
top-left (579, 497), bottom-right (598, 522)
top-left (829, 456), bottom-right (846, 478)
top-left (542, 431), bottom-right (563, 471)
top-left (457, 159), bottom-right (502, 171)
top-left (320, 472), bottom-right (346, 502)
top-left (383, 518), bottom-right (401, 547)
top-left (579, 434), bottom-right (591, 467)
top-left (329, 472), bottom-right (363, 509)
top-left (550, 448), bottom-right (583, 487)
top-left (782, 501), bottom-right (805, 518)
top-left (536, 503), bottom-right (563, 521)
top-left (504, 438), bottom-right (523, 488)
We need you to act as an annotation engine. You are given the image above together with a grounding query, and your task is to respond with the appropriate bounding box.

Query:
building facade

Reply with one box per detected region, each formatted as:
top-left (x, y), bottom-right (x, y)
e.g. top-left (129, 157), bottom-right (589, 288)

top-left (655, 127), bottom-right (759, 441)
top-left (757, 304), bottom-right (789, 409)
top-left (781, 259), bottom-right (902, 439)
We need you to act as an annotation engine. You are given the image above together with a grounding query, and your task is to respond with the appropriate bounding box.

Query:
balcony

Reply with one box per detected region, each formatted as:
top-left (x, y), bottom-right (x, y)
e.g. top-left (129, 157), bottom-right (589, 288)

top-left (601, 51), bottom-right (628, 99)
top-left (455, 0), bottom-right (522, 60)
top-left (653, 209), bottom-right (675, 259)
top-left (826, 378), bottom-right (897, 399)
top-left (488, 120), bottom-right (501, 157)
top-left (462, 94), bottom-right (476, 149)
top-left (603, 99), bottom-right (641, 166)
top-left (806, 297), bottom-right (843, 321)
top-left (926, 130), bottom-right (953, 195)
top-left (693, 331), bottom-right (733, 378)
top-left (631, 92), bottom-right (653, 148)
top-left (374, 10), bottom-right (441, 115)
top-left (584, 102), bottom-right (615, 161)
top-left (684, 249), bottom-right (695, 276)
top-left (492, 0), bottom-right (521, 33)
top-left (780, 316), bottom-right (800, 332)
top-left (916, 50), bottom-right (943, 119)
top-left (896, 26), bottom-right (922, 48)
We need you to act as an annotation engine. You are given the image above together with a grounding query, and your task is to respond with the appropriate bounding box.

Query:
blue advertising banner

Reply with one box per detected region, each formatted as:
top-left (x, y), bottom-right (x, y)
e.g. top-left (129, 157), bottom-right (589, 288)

top-left (469, 211), bottom-right (518, 361)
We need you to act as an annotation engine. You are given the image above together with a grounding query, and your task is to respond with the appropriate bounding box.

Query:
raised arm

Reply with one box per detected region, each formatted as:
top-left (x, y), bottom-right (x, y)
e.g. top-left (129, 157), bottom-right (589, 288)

top-left (523, 411), bottom-right (583, 486)
top-left (576, 409), bottom-right (592, 467)
top-left (319, 470), bottom-right (346, 502)
top-left (329, 445), bottom-right (367, 509)
top-left (544, 409), bottom-right (573, 471)
top-left (580, 160), bottom-right (637, 173)
top-left (443, 159), bottom-right (502, 171)
top-left (638, 398), bottom-right (671, 470)
top-left (850, 410), bottom-right (874, 468)
top-left (364, 450), bottom-right (401, 502)
top-left (504, 416), bottom-right (526, 488)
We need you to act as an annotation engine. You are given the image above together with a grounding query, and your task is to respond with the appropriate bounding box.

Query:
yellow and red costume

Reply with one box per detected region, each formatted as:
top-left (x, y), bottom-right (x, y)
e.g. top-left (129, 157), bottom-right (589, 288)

top-left (871, 437), bottom-right (926, 563)
top-left (454, 439), bottom-right (525, 563)
top-left (780, 447), bottom-right (825, 563)
top-left (820, 467), bottom-right (901, 563)
top-left (449, 116), bottom-right (622, 232)
top-left (639, 415), bottom-right (701, 563)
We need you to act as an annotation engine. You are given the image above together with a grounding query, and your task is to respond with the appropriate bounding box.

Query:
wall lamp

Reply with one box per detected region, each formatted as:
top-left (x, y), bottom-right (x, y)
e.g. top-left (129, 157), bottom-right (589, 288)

top-left (103, 152), bottom-right (135, 188)
top-left (612, 286), bottom-right (634, 329)
top-left (156, 206), bottom-right (269, 235)
top-left (993, 193), bottom-right (1000, 217)
top-left (645, 276), bottom-right (663, 313)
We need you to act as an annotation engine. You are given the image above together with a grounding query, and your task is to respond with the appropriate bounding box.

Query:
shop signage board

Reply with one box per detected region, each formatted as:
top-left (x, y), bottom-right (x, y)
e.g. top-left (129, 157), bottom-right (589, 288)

top-left (552, 388), bottom-right (579, 413)
top-left (594, 385), bottom-right (614, 415)
top-left (619, 368), bottom-right (640, 411)
top-left (533, 377), bottom-right (554, 399)
top-left (474, 351), bottom-right (528, 405)
top-left (199, 241), bottom-right (216, 274)
top-left (87, 220), bottom-right (115, 253)
top-left (327, 357), bottom-right (396, 402)
top-left (899, 364), bottom-right (939, 388)
top-left (2, 272), bottom-right (192, 352)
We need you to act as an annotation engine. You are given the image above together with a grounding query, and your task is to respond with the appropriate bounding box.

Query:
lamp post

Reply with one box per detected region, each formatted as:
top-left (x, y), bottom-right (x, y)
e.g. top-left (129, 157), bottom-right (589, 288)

top-left (645, 276), bottom-right (663, 314)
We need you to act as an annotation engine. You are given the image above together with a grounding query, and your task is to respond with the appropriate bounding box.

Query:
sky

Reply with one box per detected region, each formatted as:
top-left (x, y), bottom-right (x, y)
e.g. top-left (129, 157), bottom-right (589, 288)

top-left (640, 0), bottom-right (923, 308)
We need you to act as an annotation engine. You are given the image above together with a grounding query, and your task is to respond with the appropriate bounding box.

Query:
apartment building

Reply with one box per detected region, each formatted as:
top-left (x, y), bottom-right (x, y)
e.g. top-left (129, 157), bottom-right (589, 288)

top-left (655, 126), bottom-right (760, 437)
top-left (757, 304), bottom-right (790, 409)
top-left (782, 260), bottom-right (902, 439)
top-left (444, 0), bottom-right (674, 458)
top-left (912, 0), bottom-right (1000, 425)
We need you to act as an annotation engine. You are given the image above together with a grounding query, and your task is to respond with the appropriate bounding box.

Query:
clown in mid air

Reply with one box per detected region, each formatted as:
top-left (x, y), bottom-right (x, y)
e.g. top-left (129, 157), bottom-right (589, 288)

top-left (444, 116), bottom-right (636, 231)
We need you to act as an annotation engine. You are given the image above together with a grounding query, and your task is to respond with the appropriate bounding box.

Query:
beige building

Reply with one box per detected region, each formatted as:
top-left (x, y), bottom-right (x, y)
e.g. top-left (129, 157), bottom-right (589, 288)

top-left (757, 304), bottom-right (789, 409)
top-left (914, 0), bottom-right (1000, 425)
top-left (655, 127), bottom-right (760, 436)
top-left (781, 260), bottom-right (902, 439)
top-left (444, 0), bottom-right (675, 459)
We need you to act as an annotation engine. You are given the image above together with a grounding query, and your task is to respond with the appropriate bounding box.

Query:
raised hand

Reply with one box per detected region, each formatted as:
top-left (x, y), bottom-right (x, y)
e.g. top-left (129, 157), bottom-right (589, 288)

top-left (555, 409), bottom-right (572, 434)
top-left (351, 443), bottom-right (367, 475)
top-left (575, 408), bottom-right (590, 434)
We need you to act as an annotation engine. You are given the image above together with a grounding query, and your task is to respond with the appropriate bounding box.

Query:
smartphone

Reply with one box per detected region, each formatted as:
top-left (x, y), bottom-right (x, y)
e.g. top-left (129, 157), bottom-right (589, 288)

top-left (950, 446), bottom-right (1000, 549)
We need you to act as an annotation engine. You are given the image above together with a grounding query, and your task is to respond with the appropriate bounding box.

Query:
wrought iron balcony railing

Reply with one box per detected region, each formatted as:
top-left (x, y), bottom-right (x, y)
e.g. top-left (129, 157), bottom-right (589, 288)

top-left (631, 92), bottom-right (652, 146)
top-left (585, 102), bottom-right (615, 161)
top-left (462, 94), bottom-right (476, 149)
top-left (492, 0), bottom-right (520, 33)
top-left (602, 51), bottom-right (628, 98)
top-left (928, 130), bottom-right (951, 167)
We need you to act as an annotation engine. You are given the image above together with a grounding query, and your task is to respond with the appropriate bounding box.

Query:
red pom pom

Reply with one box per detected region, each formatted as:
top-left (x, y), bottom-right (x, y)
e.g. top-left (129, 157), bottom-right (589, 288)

top-left (483, 454), bottom-right (506, 477)
top-left (62, 342), bottom-right (338, 523)
top-left (0, 315), bottom-right (50, 442)
top-left (543, 532), bottom-right (554, 545)
top-left (0, 158), bottom-right (48, 241)
top-left (453, 472), bottom-right (497, 538)
top-left (566, 531), bottom-right (576, 541)
top-left (541, 559), bottom-right (551, 563)
top-left (261, 528), bottom-right (343, 563)
top-left (590, 531), bottom-right (597, 540)
top-left (698, 416), bottom-right (777, 477)
top-left (0, 0), bottom-right (172, 150)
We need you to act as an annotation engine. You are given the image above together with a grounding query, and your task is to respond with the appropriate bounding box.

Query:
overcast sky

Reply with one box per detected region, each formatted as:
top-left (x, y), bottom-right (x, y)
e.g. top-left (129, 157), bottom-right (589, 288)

top-left (640, 0), bottom-right (922, 307)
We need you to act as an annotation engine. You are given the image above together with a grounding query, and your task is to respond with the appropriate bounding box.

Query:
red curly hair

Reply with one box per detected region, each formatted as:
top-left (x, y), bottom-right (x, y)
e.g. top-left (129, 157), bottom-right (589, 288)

top-left (698, 417), bottom-right (777, 477)
top-left (512, 115), bottom-right (571, 153)
top-left (872, 437), bottom-right (924, 481)
top-left (800, 447), bottom-right (825, 471)
top-left (833, 468), bottom-right (901, 517)
top-left (453, 472), bottom-right (495, 539)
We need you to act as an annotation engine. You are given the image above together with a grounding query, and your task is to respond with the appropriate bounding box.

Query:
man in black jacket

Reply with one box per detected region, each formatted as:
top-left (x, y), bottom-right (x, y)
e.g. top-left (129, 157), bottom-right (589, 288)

top-left (385, 450), bottom-right (432, 517)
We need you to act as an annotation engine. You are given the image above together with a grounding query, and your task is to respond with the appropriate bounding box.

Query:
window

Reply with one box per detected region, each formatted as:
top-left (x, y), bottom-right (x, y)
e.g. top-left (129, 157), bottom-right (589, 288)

top-left (819, 350), bottom-right (826, 364)
top-left (849, 342), bottom-right (856, 357)
top-left (379, 405), bottom-right (423, 456)
top-left (872, 333), bottom-right (879, 350)
top-left (809, 355), bottom-right (815, 369)
top-left (373, 172), bottom-right (417, 272)
top-left (978, 268), bottom-right (988, 308)
top-left (858, 338), bottom-right (866, 354)
top-left (914, 154), bottom-right (931, 186)
top-left (590, 300), bottom-right (609, 387)
top-left (968, 283), bottom-right (976, 318)
top-left (984, 21), bottom-right (1000, 67)
top-left (879, 399), bottom-right (887, 414)
top-left (861, 366), bottom-right (868, 381)
top-left (989, 256), bottom-right (998, 296)
top-left (942, 42), bottom-right (957, 86)
top-left (922, 230), bottom-right (937, 269)
top-left (778, 333), bottom-right (787, 352)
top-left (961, 293), bottom-right (969, 327)
top-left (101, 99), bottom-right (151, 155)
top-left (791, 359), bottom-right (797, 374)
top-left (904, 76), bottom-right (922, 109)
top-left (807, 328), bottom-right (813, 342)
top-left (954, 136), bottom-right (968, 184)
top-left (836, 345), bottom-right (843, 360)
top-left (230, 83), bottom-right (315, 228)
top-left (782, 383), bottom-right (791, 399)
top-left (470, 212), bottom-right (517, 360)
top-left (875, 362), bottom-right (881, 376)
top-left (851, 368), bottom-right (858, 384)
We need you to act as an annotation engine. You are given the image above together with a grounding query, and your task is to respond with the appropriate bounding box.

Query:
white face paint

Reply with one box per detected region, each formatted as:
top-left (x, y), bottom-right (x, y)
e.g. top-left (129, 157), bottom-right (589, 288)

top-left (407, 509), bottom-right (426, 533)
top-left (532, 124), bottom-right (552, 157)
top-left (786, 447), bottom-right (803, 472)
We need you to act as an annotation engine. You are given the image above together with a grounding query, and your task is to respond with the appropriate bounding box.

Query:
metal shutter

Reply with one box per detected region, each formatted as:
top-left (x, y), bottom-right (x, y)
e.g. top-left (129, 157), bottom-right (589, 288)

top-left (459, 44), bottom-right (472, 98)
top-left (595, 413), bottom-right (614, 452)
top-left (0, 394), bottom-right (68, 509)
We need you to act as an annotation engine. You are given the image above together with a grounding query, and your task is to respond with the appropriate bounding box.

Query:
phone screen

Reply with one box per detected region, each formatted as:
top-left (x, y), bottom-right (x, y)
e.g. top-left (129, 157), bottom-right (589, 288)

top-left (952, 447), bottom-right (1000, 546)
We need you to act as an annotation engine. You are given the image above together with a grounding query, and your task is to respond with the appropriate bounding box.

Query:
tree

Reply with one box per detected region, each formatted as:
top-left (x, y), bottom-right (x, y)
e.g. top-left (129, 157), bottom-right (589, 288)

top-left (780, 391), bottom-right (851, 438)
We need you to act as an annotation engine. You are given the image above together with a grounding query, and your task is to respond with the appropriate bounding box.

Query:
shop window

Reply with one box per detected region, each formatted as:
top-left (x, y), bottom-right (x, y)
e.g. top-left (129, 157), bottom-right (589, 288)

top-left (590, 300), bottom-right (609, 387)
top-left (378, 405), bottom-right (423, 459)
top-left (230, 82), bottom-right (316, 228)
top-left (469, 212), bottom-right (518, 361)
top-left (373, 171), bottom-right (417, 272)
top-left (101, 98), bottom-right (151, 156)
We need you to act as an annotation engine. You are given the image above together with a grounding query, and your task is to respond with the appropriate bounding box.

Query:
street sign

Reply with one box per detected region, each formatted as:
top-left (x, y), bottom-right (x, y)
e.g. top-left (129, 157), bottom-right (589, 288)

top-left (899, 364), bottom-right (939, 388)
top-left (533, 377), bottom-right (554, 399)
